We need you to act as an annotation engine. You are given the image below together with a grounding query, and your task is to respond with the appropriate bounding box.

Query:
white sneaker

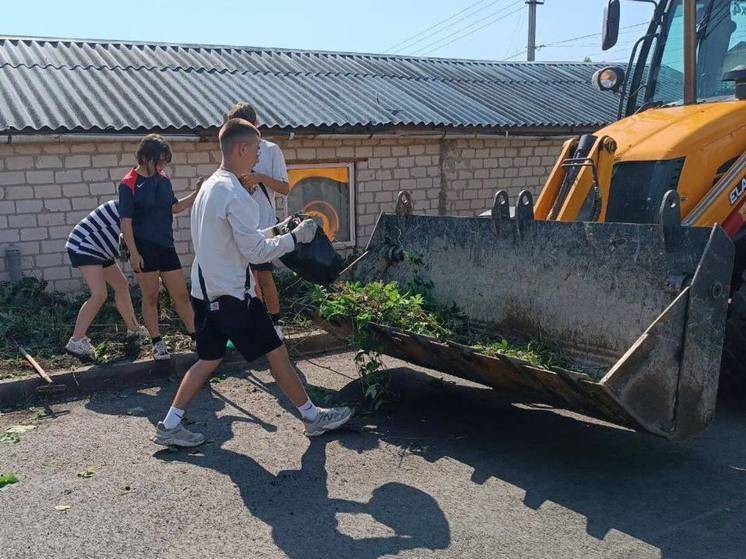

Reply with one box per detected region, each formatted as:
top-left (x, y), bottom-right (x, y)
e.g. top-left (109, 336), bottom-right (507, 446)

top-left (189, 337), bottom-right (197, 352)
top-left (274, 325), bottom-right (284, 340)
top-left (65, 336), bottom-right (96, 361)
top-left (152, 421), bottom-right (205, 447)
top-left (304, 406), bottom-right (354, 437)
top-left (152, 340), bottom-right (171, 361)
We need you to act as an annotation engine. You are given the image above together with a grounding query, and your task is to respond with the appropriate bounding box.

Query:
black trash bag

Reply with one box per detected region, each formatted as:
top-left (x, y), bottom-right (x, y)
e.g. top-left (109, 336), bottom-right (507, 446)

top-left (279, 214), bottom-right (344, 285)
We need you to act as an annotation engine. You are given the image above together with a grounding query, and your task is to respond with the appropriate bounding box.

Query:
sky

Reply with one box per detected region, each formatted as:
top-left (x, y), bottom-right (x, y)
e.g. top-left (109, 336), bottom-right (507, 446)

top-left (1, 0), bottom-right (656, 63)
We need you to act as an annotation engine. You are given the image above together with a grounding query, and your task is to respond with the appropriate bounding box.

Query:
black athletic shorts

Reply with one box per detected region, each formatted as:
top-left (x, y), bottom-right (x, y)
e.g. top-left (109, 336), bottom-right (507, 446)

top-left (192, 295), bottom-right (282, 361)
top-left (249, 261), bottom-right (274, 272)
top-left (135, 239), bottom-right (181, 273)
top-left (67, 249), bottom-right (115, 269)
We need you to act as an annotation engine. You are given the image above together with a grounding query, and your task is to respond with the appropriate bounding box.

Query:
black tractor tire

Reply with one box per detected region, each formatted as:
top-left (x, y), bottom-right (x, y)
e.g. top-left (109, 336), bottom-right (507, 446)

top-left (721, 279), bottom-right (746, 397)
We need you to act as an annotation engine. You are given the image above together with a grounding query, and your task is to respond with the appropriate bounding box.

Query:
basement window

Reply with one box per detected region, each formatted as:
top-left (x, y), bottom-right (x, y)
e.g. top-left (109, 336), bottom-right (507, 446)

top-left (285, 163), bottom-right (355, 247)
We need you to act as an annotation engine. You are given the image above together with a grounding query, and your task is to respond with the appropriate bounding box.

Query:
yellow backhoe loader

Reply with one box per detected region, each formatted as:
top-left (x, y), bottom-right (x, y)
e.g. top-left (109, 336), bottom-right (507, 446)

top-left (321, 0), bottom-right (746, 440)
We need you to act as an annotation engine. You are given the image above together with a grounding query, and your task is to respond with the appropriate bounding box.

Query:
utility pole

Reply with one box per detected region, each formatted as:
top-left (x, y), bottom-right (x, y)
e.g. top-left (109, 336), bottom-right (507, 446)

top-left (526, 0), bottom-right (544, 62)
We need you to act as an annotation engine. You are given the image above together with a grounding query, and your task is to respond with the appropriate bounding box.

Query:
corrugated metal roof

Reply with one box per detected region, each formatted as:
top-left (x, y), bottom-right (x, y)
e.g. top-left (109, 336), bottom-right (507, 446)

top-left (0, 36), bottom-right (618, 134)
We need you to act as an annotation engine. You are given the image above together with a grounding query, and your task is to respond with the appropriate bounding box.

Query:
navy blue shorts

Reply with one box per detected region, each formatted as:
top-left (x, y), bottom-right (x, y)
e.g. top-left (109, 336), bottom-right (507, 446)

top-left (134, 239), bottom-right (181, 273)
top-left (67, 249), bottom-right (115, 269)
top-left (192, 295), bottom-right (282, 361)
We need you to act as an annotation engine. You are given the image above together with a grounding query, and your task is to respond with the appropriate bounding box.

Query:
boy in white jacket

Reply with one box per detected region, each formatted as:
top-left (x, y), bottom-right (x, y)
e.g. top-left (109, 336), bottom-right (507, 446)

top-left (152, 119), bottom-right (352, 447)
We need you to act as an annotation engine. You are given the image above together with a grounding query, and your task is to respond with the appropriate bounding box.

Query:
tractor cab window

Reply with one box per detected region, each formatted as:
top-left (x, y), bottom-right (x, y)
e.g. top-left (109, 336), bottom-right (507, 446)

top-left (651, 0), bottom-right (746, 104)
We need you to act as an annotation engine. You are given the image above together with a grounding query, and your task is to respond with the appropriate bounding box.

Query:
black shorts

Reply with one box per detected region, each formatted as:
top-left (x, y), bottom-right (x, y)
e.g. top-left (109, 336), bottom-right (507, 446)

top-left (192, 295), bottom-right (283, 361)
top-left (249, 261), bottom-right (274, 272)
top-left (67, 249), bottom-right (115, 269)
top-left (135, 239), bottom-right (181, 273)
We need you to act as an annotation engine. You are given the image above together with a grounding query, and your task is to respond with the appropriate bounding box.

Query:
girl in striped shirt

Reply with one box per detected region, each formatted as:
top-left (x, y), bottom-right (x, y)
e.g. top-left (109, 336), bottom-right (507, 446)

top-left (65, 200), bottom-right (143, 360)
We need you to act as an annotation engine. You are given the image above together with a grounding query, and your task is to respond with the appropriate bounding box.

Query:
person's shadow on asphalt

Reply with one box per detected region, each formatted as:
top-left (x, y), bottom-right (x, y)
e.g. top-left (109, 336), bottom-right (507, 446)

top-left (149, 394), bottom-right (450, 559)
top-left (84, 367), bottom-right (450, 559)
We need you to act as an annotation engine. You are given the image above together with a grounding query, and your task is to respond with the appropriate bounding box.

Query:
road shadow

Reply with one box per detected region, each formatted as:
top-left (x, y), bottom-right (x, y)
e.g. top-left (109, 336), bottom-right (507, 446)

top-left (85, 367), bottom-right (450, 559)
top-left (342, 367), bottom-right (746, 559)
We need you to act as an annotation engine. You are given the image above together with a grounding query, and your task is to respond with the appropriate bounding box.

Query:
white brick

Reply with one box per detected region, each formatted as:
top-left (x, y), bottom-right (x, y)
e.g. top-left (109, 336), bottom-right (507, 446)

top-left (4, 186), bottom-right (33, 199)
top-left (63, 183), bottom-right (90, 197)
top-left (66, 211), bottom-right (89, 225)
top-left (173, 165), bottom-right (196, 178)
top-left (96, 142), bottom-right (123, 154)
top-left (64, 155), bottom-right (91, 169)
top-left (83, 168), bottom-right (110, 182)
top-left (27, 170), bottom-right (55, 185)
top-left (0, 171), bottom-right (26, 186)
top-left (35, 155), bottom-right (63, 168)
top-left (32, 184), bottom-right (62, 198)
top-left (49, 225), bottom-right (73, 238)
top-left (16, 199), bottom-right (44, 213)
top-left (44, 198), bottom-right (72, 212)
top-left (0, 229), bottom-right (20, 243)
top-left (16, 241), bottom-right (41, 257)
top-left (91, 154), bottom-right (119, 167)
top-left (55, 169), bottom-right (82, 183)
top-left (296, 148), bottom-right (316, 159)
top-left (14, 145), bottom-right (42, 155)
top-left (70, 143), bottom-right (96, 153)
top-left (41, 144), bottom-right (69, 154)
top-left (6, 156), bottom-right (34, 170)
top-left (186, 151), bottom-right (210, 164)
top-left (109, 167), bottom-right (131, 180)
top-left (0, 201), bottom-right (15, 214)
top-left (38, 213), bottom-right (67, 227)
top-left (20, 227), bottom-right (47, 241)
top-left (72, 197), bottom-right (95, 210)
top-left (0, 216), bottom-right (6, 229)
top-left (90, 182), bottom-right (116, 196)
top-left (196, 164), bottom-right (215, 176)
top-left (36, 253), bottom-right (63, 267)
top-left (41, 239), bottom-right (67, 253)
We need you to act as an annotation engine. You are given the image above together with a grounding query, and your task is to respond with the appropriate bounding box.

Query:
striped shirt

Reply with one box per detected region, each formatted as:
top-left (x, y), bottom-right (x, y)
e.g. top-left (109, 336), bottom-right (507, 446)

top-left (65, 200), bottom-right (121, 262)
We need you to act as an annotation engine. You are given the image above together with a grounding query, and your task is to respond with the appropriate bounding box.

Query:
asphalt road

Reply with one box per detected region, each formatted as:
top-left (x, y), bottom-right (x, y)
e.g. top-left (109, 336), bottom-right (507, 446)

top-left (1, 350), bottom-right (745, 559)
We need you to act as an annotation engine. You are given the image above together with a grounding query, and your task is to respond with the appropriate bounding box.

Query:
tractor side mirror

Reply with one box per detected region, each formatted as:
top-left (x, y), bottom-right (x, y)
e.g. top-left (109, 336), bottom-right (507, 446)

top-left (603, 0), bottom-right (620, 51)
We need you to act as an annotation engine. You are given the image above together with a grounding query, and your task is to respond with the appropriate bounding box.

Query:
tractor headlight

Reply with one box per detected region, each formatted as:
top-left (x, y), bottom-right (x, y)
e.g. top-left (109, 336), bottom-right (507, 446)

top-left (592, 66), bottom-right (626, 93)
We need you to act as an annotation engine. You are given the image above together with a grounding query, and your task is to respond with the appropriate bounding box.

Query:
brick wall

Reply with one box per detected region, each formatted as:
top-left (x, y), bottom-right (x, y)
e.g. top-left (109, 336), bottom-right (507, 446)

top-left (0, 134), bottom-right (566, 292)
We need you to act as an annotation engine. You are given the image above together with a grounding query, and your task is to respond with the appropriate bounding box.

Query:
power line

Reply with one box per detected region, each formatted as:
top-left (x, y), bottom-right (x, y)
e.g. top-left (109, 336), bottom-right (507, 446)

top-left (504, 7), bottom-right (526, 59)
top-left (505, 21), bottom-right (648, 61)
top-left (384, 0), bottom-right (506, 53)
top-left (504, 48), bottom-right (527, 60)
top-left (411, 1), bottom-right (524, 56)
top-left (540, 21), bottom-right (648, 49)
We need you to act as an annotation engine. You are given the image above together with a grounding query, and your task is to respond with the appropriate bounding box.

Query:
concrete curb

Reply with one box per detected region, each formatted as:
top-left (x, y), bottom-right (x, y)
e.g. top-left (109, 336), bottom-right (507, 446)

top-left (0, 329), bottom-right (347, 410)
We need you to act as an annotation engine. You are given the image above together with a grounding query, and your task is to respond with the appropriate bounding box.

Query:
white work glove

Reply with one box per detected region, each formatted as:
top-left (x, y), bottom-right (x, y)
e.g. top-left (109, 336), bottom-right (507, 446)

top-left (292, 219), bottom-right (317, 245)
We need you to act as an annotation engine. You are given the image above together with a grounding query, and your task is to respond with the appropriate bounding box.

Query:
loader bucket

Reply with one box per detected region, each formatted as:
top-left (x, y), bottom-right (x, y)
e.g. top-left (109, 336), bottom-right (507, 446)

top-left (333, 191), bottom-right (734, 440)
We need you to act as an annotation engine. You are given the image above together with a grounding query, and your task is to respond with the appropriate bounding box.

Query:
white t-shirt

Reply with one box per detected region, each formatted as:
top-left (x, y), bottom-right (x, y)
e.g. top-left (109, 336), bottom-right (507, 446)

top-left (190, 169), bottom-right (295, 301)
top-left (251, 139), bottom-right (289, 229)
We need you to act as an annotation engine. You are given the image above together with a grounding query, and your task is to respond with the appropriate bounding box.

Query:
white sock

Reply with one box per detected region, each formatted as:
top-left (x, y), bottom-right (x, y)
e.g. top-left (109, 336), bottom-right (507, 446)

top-left (163, 406), bottom-right (185, 430)
top-left (297, 400), bottom-right (319, 422)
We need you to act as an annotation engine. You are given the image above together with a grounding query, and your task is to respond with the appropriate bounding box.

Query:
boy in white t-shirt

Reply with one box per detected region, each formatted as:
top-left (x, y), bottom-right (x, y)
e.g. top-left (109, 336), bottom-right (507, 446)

top-left (225, 102), bottom-right (289, 337)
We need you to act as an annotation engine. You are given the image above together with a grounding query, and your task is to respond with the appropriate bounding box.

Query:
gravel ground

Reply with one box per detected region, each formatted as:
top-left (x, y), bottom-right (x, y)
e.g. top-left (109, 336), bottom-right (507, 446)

top-left (1, 350), bottom-right (745, 559)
